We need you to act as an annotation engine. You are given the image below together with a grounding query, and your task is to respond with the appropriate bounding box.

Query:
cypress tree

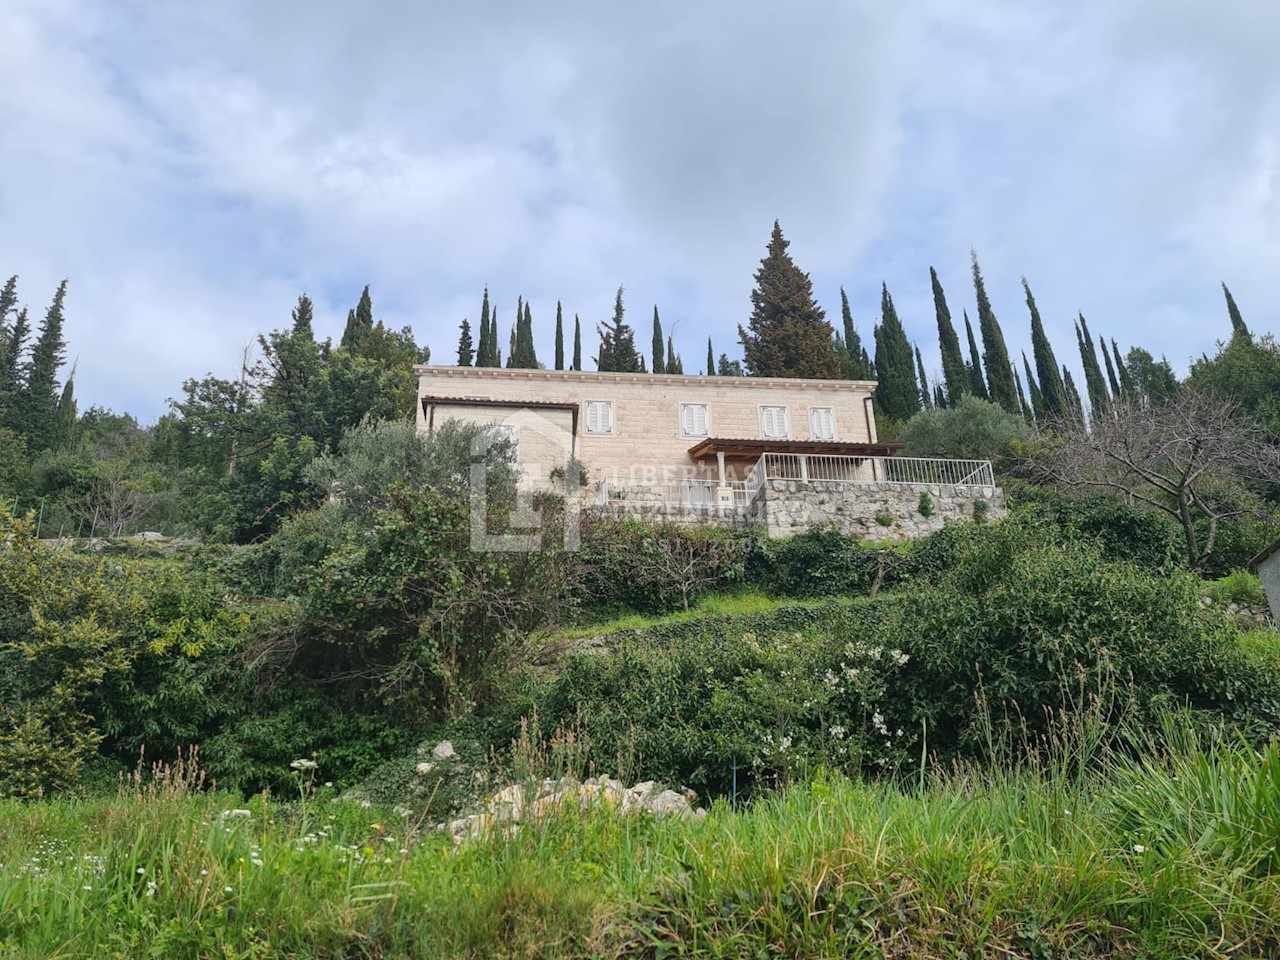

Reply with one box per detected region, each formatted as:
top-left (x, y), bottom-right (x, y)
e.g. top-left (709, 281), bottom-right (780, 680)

top-left (930, 267), bottom-right (968, 405)
top-left (668, 336), bottom-right (683, 374)
top-left (1100, 334), bottom-right (1121, 399)
top-left (572, 315), bottom-right (582, 371)
top-left (506, 317), bottom-right (517, 368)
top-left (510, 298), bottom-right (537, 368)
top-left (1111, 339), bottom-right (1135, 400)
top-left (1022, 352), bottom-right (1045, 424)
top-left (707, 338), bottom-right (715, 376)
top-left (554, 302), bottom-right (565, 370)
top-left (963, 311), bottom-right (987, 400)
top-left (1075, 314), bottom-right (1108, 418)
top-left (933, 384), bottom-right (946, 408)
top-left (651, 307), bottom-right (665, 374)
top-left (1014, 366), bottom-right (1032, 425)
top-left (54, 366), bottom-right (77, 450)
top-left (0, 306), bottom-right (30, 424)
top-left (1063, 366), bottom-right (1084, 422)
top-left (0, 275), bottom-right (17, 346)
top-left (595, 287), bottom-right (640, 372)
top-left (488, 308), bottom-right (500, 367)
top-left (738, 221), bottom-right (839, 378)
top-left (22, 280), bottom-right (69, 452)
top-left (1223, 283), bottom-right (1250, 338)
top-left (717, 354), bottom-right (744, 376)
top-left (341, 285), bottom-right (373, 349)
top-left (915, 344), bottom-right (933, 410)
top-left (1023, 277), bottom-right (1067, 418)
top-left (872, 284), bottom-right (919, 422)
top-left (456, 319), bottom-right (474, 366)
top-left (972, 254), bottom-right (1018, 414)
top-left (839, 287), bottom-right (870, 380)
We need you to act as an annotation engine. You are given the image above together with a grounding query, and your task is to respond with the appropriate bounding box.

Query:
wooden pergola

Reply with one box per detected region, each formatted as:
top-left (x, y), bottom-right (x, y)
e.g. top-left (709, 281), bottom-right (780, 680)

top-left (687, 437), bottom-right (903, 484)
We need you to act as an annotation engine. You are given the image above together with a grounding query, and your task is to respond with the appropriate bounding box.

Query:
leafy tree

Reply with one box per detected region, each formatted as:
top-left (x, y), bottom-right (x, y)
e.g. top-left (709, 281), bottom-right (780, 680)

top-left (963, 311), bottom-right (987, 400)
top-left (930, 267), bottom-right (967, 405)
top-left (1075, 314), bottom-right (1109, 418)
top-left (839, 287), bottom-right (871, 381)
top-left (717, 354), bottom-right (744, 376)
top-left (1030, 392), bottom-right (1280, 570)
top-left (1125, 348), bottom-right (1178, 409)
top-left (1023, 278), bottom-right (1066, 419)
top-left (899, 394), bottom-right (1031, 464)
top-left (456, 319), bottom-right (474, 366)
top-left (872, 284), bottom-right (918, 422)
top-left (738, 221), bottom-right (838, 378)
top-left (651, 307), bottom-right (665, 374)
top-left (972, 255), bottom-right (1018, 414)
top-left (554, 302), bottom-right (565, 371)
top-left (595, 287), bottom-right (641, 373)
top-left (915, 345), bottom-right (933, 410)
top-left (1223, 283), bottom-right (1250, 339)
top-left (572, 315), bottom-right (582, 371)
top-left (1187, 332), bottom-right (1280, 437)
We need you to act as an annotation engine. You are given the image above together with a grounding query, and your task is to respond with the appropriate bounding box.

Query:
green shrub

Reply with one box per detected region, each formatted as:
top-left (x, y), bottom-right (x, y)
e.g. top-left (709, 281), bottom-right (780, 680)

top-left (1205, 570), bottom-right (1267, 608)
top-left (756, 525), bottom-right (880, 599)
top-left (917, 491), bottom-right (934, 518)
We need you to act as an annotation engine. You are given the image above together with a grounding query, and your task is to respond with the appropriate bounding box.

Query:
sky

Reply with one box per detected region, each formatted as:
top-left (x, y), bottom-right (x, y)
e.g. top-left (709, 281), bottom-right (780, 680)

top-left (1, 0), bottom-right (1277, 422)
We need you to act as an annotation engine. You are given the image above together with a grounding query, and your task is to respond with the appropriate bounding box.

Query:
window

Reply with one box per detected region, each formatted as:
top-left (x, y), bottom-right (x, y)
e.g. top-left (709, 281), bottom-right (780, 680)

top-left (584, 400), bottom-right (614, 435)
top-left (810, 407), bottom-right (835, 440)
top-left (760, 405), bottom-right (789, 439)
top-left (680, 403), bottom-right (710, 437)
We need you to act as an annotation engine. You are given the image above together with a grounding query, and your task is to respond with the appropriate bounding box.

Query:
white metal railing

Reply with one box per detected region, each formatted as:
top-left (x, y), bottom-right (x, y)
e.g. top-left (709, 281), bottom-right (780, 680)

top-left (744, 455), bottom-right (766, 506)
top-left (762, 454), bottom-right (994, 488)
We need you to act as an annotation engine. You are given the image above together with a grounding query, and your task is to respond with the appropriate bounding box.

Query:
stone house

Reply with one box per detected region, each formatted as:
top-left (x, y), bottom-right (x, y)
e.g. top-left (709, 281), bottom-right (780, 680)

top-left (1250, 537), bottom-right (1280, 623)
top-left (415, 365), bottom-right (1003, 539)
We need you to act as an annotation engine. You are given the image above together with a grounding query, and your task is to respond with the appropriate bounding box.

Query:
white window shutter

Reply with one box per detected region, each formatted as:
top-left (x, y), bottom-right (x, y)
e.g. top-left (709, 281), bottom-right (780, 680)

top-left (682, 404), bottom-right (708, 436)
top-left (811, 408), bottom-right (834, 440)
top-left (762, 406), bottom-right (787, 438)
top-left (586, 401), bottom-right (613, 434)
top-left (601, 402), bottom-right (613, 433)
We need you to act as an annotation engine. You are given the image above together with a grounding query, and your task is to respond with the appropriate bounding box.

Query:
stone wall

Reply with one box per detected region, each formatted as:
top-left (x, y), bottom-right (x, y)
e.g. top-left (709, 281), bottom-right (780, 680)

top-left (759, 479), bottom-right (1005, 540)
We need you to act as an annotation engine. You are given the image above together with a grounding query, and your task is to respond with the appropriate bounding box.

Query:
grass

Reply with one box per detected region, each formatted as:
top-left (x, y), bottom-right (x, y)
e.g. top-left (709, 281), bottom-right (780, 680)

top-left (4, 733), bottom-right (1280, 958)
top-left (543, 588), bottom-right (858, 642)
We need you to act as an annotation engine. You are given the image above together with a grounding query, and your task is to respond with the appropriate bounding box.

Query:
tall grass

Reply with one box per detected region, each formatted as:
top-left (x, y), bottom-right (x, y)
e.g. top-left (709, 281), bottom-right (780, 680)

top-left (2, 726), bottom-right (1280, 958)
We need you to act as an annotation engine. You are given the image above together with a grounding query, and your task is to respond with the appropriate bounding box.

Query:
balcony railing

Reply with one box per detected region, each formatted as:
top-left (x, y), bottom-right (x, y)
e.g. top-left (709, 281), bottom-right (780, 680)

top-left (759, 453), bottom-right (995, 488)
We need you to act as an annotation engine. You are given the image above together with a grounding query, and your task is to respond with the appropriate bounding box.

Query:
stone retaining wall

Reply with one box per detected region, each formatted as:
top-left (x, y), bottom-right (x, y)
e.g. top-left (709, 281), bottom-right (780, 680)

top-left (759, 479), bottom-right (1005, 540)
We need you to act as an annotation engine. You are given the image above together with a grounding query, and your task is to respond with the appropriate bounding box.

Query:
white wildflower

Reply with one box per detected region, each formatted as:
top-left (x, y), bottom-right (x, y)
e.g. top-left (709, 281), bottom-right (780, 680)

top-left (871, 711), bottom-right (890, 737)
top-left (145, 881), bottom-right (157, 897)
top-left (224, 886), bottom-right (234, 894)
top-left (136, 867), bottom-right (146, 876)
top-left (1132, 844), bottom-right (1147, 854)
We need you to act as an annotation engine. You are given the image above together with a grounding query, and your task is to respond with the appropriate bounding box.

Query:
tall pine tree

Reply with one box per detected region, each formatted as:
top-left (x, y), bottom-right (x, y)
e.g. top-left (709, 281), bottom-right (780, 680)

top-left (595, 287), bottom-right (641, 372)
top-left (838, 287), bottom-right (871, 380)
top-left (1023, 277), bottom-right (1067, 418)
top-left (972, 254), bottom-right (1018, 415)
top-left (1022, 353), bottom-right (1045, 424)
top-left (554, 302), bottom-right (565, 371)
top-left (1014, 366), bottom-right (1033, 425)
top-left (572, 315), bottom-right (582, 371)
top-left (667, 336), bottom-right (683, 374)
top-left (930, 267), bottom-right (968, 405)
top-left (341, 285), bottom-right (374, 349)
top-left (1100, 334), bottom-right (1122, 399)
top-left (1062, 367), bottom-right (1084, 423)
top-left (872, 284), bottom-right (919, 422)
top-left (738, 221), bottom-right (838, 378)
top-left (456, 319), bottom-right (474, 366)
top-left (475, 288), bottom-right (493, 366)
top-left (1111, 339), bottom-right (1135, 400)
top-left (22, 280), bottom-right (69, 452)
top-left (707, 338), bottom-right (715, 376)
top-left (963, 311), bottom-right (988, 400)
top-left (1075, 314), bottom-right (1109, 418)
top-left (509, 298), bottom-right (538, 368)
top-left (1223, 283), bottom-right (1250, 339)
top-left (651, 307), bottom-right (665, 374)
top-left (914, 344), bottom-right (933, 410)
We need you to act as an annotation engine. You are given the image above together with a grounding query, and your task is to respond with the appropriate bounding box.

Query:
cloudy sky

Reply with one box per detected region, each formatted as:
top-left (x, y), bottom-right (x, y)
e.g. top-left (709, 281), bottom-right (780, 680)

top-left (2, 0), bottom-right (1276, 420)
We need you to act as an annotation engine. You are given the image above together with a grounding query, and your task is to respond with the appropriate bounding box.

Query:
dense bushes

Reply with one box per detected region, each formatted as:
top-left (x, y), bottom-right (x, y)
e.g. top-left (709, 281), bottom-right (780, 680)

top-left (531, 517), bottom-right (1280, 795)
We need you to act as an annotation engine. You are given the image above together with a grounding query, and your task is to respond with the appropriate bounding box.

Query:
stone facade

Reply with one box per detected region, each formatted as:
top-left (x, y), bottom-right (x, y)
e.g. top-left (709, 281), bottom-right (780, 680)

top-left (416, 365), bottom-right (879, 489)
top-left (756, 479), bottom-right (1004, 540)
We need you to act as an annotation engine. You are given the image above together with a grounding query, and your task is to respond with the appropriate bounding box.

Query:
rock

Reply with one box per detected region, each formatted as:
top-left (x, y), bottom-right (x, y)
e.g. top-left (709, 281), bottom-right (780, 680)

top-left (431, 741), bottom-right (456, 761)
top-left (642, 789), bottom-right (694, 818)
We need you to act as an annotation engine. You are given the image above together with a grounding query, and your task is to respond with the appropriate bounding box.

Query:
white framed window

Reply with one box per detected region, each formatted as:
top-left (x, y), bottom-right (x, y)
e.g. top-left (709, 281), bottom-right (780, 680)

top-left (584, 400), bottom-right (615, 435)
top-left (759, 405), bottom-right (789, 439)
top-left (680, 403), bottom-right (710, 437)
top-left (809, 407), bottom-right (835, 440)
